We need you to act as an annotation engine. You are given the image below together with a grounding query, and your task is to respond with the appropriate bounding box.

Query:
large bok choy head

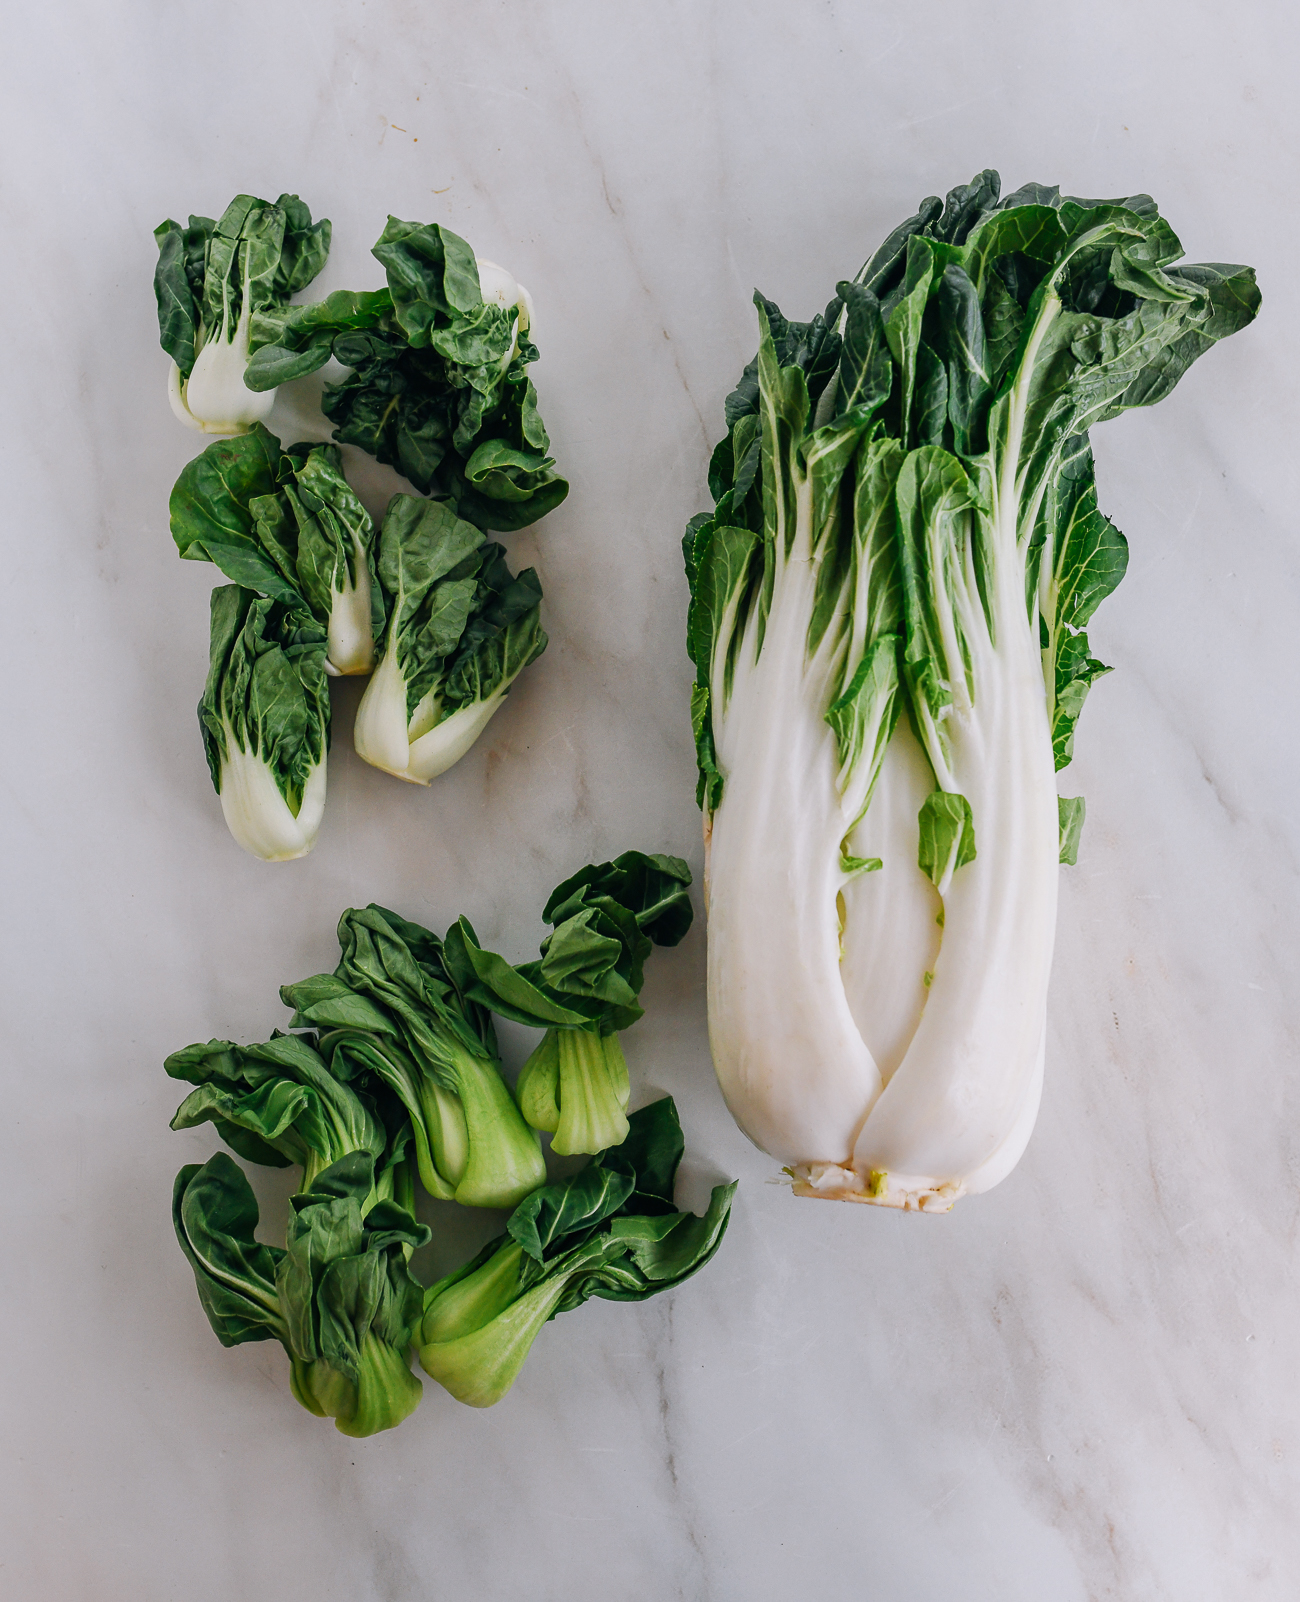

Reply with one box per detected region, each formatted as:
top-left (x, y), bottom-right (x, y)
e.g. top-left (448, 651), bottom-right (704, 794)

top-left (352, 495), bottom-right (546, 785)
top-left (171, 425), bottom-right (381, 676)
top-left (440, 852), bottom-right (694, 1155)
top-left (245, 217), bottom-right (566, 530)
top-left (686, 170), bottom-right (1258, 1210)
top-left (172, 1150), bottom-right (429, 1437)
top-left (200, 586), bottom-right (331, 861)
top-left (282, 905), bottom-right (547, 1210)
top-left (154, 193), bottom-right (330, 435)
top-left (418, 1097), bottom-right (735, 1407)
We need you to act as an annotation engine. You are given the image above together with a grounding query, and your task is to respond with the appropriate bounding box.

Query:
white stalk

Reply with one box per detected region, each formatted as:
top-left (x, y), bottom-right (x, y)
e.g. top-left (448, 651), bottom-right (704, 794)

top-left (839, 719), bottom-right (942, 1083)
top-left (707, 477), bottom-right (882, 1164)
top-left (326, 550), bottom-right (375, 676)
top-left (353, 642), bottom-right (415, 778)
top-left (353, 644), bottom-right (507, 786)
top-left (476, 258), bottom-right (534, 361)
top-left (168, 267), bottom-right (275, 436)
top-left (218, 733), bottom-right (326, 862)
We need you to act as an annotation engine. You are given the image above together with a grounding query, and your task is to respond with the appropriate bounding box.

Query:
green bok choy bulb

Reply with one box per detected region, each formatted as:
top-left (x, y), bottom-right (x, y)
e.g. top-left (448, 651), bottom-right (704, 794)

top-left (199, 586), bottom-right (331, 861)
top-left (171, 425), bottom-right (381, 676)
top-left (686, 171), bottom-right (1259, 1210)
top-left (153, 193), bottom-right (330, 435)
top-left (282, 905), bottom-right (547, 1209)
top-left (352, 495), bottom-right (546, 784)
top-left (172, 1150), bottom-right (429, 1437)
top-left (442, 851), bottom-right (694, 1155)
top-left (418, 1098), bottom-right (735, 1406)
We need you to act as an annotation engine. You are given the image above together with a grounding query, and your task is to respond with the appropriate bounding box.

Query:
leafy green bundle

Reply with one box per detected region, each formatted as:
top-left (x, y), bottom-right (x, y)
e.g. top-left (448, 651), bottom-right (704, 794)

top-left (441, 852), bottom-right (694, 1154)
top-left (352, 495), bottom-right (547, 784)
top-left (173, 1151), bottom-right (429, 1437)
top-left (419, 1097), bottom-right (735, 1406)
top-left (154, 193), bottom-right (330, 435)
top-left (199, 586), bottom-right (331, 862)
top-left (168, 872), bottom-right (734, 1434)
top-left (245, 216), bottom-right (567, 530)
top-left (686, 170), bottom-right (1258, 1209)
top-left (283, 904), bottom-right (548, 1210)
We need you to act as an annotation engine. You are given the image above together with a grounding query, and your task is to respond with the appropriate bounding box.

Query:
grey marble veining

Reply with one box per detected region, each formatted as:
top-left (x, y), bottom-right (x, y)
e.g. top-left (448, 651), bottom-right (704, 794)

top-left (3, 2), bottom-right (1299, 1597)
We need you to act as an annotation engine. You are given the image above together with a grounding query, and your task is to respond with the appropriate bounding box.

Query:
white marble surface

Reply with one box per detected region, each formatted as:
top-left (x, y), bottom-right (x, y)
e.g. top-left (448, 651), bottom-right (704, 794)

top-left (4, 2), bottom-right (1298, 1597)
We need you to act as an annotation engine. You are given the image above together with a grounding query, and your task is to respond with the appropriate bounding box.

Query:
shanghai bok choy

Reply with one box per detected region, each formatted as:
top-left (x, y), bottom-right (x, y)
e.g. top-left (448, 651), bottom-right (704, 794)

top-left (245, 216), bottom-right (567, 531)
top-left (154, 193), bottom-right (330, 435)
top-left (685, 170), bottom-right (1258, 1210)
top-left (352, 495), bottom-right (546, 784)
top-left (419, 1097), bottom-right (735, 1407)
top-left (282, 904), bottom-right (548, 1209)
top-left (168, 876), bottom-right (734, 1433)
top-left (439, 851), bottom-right (695, 1155)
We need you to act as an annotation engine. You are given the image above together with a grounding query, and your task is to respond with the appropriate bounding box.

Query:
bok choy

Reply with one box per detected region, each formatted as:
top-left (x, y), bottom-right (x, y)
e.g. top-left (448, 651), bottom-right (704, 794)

top-left (154, 193), bottom-right (330, 435)
top-left (245, 216), bottom-right (566, 531)
top-left (441, 851), bottom-right (694, 1155)
top-left (352, 495), bottom-right (546, 784)
top-left (685, 170), bottom-right (1258, 1210)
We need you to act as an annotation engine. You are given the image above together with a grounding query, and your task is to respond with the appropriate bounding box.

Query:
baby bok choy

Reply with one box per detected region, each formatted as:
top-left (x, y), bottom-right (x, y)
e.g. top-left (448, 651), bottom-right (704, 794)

top-left (172, 1150), bottom-right (429, 1437)
top-left (282, 904), bottom-right (547, 1209)
top-left (686, 170), bottom-right (1258, 1210)
top-left (200, 586), bottom-right (331, 861)
top-left (418, 1097), bottom-right (735, 1407)
top-left (352, 495), bottom-right (546, 784)
top-left (440, 852), bottom-right (695, 1155)
top-left (171, 424), bottom-right (381, 677)
top-left (154, 193), bottom-right (330, 435)
top-left (245, 215), bottom-right (566, 532)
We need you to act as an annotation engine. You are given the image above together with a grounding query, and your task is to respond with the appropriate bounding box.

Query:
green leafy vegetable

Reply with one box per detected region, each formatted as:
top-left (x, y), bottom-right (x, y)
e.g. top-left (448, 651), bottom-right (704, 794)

top-left (283, 905), bottom-right (547, 1209)
top-left (198, 585), bottom-right (331, 861)
top-left (154, 193), bottom-right (330, 434)
top-left (170, 425), bottom-right (381, 676)
top-left (418, 1098), bottom-right (736, 1406)
top-left (173, 1151), bottom-right (429, 1437)
top-left (444, 852), bottom-right (694, 1154)
top-left (245, 217), bottom-right (567, 530)
top-left (686, 170), bottom-right (1258, 1209)
top-left (352, 494), bottom-right (546, 784)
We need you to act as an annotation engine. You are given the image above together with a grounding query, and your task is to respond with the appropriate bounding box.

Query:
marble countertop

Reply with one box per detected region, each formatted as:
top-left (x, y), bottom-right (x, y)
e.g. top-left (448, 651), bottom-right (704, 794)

top-left (5, 2), bottom-right (1297, 1597)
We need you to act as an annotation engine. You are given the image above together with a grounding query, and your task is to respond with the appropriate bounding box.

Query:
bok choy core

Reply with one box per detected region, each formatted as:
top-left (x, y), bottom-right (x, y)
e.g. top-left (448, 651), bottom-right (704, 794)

top-left (685, 170), bottom-right (1259, 1210)
top-left (154, 193), bottom-right (330, 435)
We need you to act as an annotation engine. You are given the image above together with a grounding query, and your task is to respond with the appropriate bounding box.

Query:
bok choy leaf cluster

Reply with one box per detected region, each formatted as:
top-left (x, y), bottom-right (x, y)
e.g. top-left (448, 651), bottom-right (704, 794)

top-left (685, 169), bottom-right (1258, 1210)
top-left (154, 193), bottom-right (330, 435)
top-left (168, 860), bottom-right (732, 1431)
top-left (244, 215), bottom-right (568, 531)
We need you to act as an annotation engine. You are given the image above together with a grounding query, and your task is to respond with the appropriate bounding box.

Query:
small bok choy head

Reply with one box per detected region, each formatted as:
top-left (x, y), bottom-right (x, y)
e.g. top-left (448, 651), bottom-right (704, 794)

top-left (171, 424), bottom-right (381, 676)
top-left (418, 1097), bottom-right (736, 1407)
top-left (164, 1031), bottom-right (389, 1194)
top-left (686, 170), bottom-right (1259, 1209)
top-left (154, 193), bottom-right (330, 435)
top-left (172, 1150), bottom-right (429, 1437)
top-left (245, 216), bottom-right (566, 531)
top-left (441, 852), bottom-right (695, 1155)
top-left (199, 586), bottom-right (331, 861)
top-left (282, 905), bottom-right (547, 1210)
top-left (352, 495), bottom-right (546, 785)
